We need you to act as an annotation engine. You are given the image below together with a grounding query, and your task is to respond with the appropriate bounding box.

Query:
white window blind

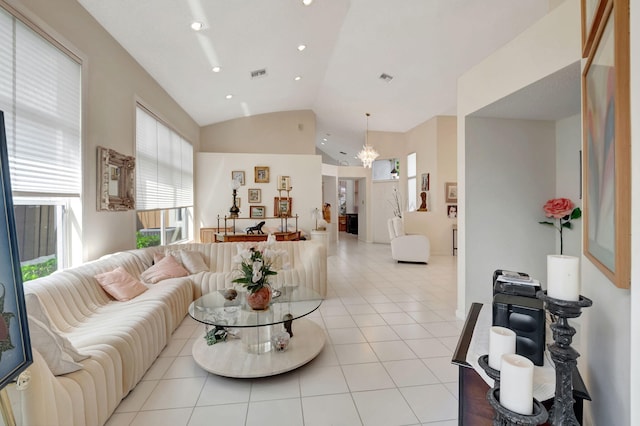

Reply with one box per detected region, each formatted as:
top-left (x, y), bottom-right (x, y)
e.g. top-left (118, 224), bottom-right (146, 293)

top-left (0, 8), bottom-right (81, 196)
top-left (136, 106), bottom-right (193, 210)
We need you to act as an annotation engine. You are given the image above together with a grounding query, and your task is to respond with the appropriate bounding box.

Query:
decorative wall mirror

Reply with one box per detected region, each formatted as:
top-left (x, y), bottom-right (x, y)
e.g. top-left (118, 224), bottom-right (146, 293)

top-left (97, 146), bottom-right (135, 211)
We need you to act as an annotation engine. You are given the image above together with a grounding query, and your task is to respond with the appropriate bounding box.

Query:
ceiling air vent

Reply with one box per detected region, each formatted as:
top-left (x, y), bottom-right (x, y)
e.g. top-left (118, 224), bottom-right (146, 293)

top-left (250, 68), bottom-right (268, 79)
top-left (339, 151), bottom-right (347, 155)
top-left (379, 73), bottom-right (394, 82)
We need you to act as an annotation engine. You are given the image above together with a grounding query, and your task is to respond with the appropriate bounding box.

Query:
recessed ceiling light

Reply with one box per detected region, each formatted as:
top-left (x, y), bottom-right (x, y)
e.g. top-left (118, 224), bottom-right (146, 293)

top-left (322, 138), bottom-right (327, 141)
top-left (212, 66), bottom-right (221, 73)
top-left (294, 76), bottom-right (301, 81)
top-left (321, 142), bottom-right (325, 145)
top-left (297, 44), bottom-right (306, 51)
top-left (190, 21), bottom-right (204, 31)
top-left (302, 0), bottom-right (313, 5)
top-left (225, 94), bottom-right (233, 99)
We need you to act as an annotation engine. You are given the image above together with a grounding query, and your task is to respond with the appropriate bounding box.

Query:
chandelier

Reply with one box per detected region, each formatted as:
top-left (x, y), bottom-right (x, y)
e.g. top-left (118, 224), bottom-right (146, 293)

top-left (357, 113), bottom-right (379, 168)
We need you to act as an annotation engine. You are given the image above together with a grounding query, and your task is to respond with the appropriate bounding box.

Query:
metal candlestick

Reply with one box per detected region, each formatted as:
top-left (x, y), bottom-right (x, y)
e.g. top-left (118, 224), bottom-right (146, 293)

top-left (537, 290), bottom-right (592, 426)
top-left (478, 354), bottom-right (501, 387)
top-left (487, 389), bottom-right (548, 426)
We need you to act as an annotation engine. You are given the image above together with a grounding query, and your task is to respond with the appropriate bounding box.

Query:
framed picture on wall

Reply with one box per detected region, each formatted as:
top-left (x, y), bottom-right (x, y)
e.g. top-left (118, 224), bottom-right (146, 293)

top-left (274, 197), bottom-right (292, 217)
top-left (445, 182), bottom-right (457, 203)
top-left (0, 112), bottom-right (33, 390)
top-left (447, 205), bottom-right (458, 219)
top-left (255, 166), bottom-right (270, 183)
top-left (250, 206), bottom-right (266, 219)
top-left (582, 0), bottom-right (631, 289)
top-left (248, 188), bottom-right (261, 203)
top-left (421, 173), bottom-right (430, 192)
top-left (277, 175), bottom-right (291, 191)
top-left (231, 170), bottom-right (245, 185)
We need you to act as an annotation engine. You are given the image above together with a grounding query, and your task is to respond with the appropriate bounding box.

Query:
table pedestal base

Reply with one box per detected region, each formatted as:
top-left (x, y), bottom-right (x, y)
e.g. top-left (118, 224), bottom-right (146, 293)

top-left (192, 318), bottom-right (326, 378)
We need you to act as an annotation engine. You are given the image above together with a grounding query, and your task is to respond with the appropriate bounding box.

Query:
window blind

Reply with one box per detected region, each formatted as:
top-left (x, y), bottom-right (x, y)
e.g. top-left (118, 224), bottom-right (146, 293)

top-left (136, 106), bottom-right (193, 210)
top-left (0, 8), bottom-right (81, 197)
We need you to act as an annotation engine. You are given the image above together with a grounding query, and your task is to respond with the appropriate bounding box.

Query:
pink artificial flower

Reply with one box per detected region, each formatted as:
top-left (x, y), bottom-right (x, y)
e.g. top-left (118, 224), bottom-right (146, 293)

top-left (543, 198), bottom-right (575, 219)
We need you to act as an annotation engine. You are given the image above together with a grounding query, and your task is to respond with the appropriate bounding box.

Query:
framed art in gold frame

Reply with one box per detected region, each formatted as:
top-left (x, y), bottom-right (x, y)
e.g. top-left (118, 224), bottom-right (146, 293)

top-left (255, 166), bottom-right (270, 183)
top-left (582, 0), bottom-right (630, 289)
top-left (248, 188), bottom-right (261, 203)
top-left (581, 0), bottom-right (608, 57)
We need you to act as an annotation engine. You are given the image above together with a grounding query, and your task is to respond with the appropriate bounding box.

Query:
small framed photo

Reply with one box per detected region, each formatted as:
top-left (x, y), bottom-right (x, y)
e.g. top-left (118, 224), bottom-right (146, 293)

top-left (248, 188), bottom-right (261, 203)
top-left (250, 205), bottom-right (266, 219)
top-left (277, 175), bottom-right (291, 191)
top-left (447, 205), bottom-right (458, 219)
top-left (231, 171), bottom-right (245, 185)
top-left (255, 166), bottom-right (270, 183)
top-left (445, 182), bottom-right (457, 203)
top-left (421, 173), bottom-right (430, 192)
top-left (274, 197), bottom-right (292, 217)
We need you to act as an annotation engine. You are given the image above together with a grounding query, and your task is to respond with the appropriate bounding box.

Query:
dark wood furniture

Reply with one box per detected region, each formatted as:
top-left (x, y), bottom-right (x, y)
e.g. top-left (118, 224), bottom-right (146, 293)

top-left (451, 303), bottom-right (591, 426)
top-left (214, 231), bottom-right (301, 243)
top-left (338, 215), bottom-right (347, 232)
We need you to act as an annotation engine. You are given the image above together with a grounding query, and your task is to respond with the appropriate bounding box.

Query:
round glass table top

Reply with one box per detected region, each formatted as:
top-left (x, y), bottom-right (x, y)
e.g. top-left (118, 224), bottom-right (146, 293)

top-left (189, 286), bottom-right (323, 328)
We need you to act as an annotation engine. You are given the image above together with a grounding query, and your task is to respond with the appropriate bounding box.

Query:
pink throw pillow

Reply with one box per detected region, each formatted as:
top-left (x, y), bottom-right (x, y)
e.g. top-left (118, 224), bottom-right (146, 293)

top-left (140, 254), bottom-right (189, 284)
top-left (95, 267), bottom-right (148, 301)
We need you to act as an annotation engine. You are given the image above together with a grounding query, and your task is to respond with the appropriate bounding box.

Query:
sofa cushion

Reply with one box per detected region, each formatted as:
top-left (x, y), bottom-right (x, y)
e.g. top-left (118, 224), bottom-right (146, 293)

top-left (167, 249), bottom-right (209, 274)
top-left (140, 254), bottom-right (189, 283)
top-left (28, 317), bottom-right (86, 375)
top-left (95, 267), bottom-right (148, 301)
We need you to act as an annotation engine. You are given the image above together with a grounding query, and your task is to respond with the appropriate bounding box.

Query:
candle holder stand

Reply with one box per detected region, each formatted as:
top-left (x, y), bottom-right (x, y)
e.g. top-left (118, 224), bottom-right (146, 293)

top-left (478, 354), bottom-right (501, 387)
top-left (486, 389), bottom-right (548, 426)
top-left (536, 290), bottom-right (592, 426)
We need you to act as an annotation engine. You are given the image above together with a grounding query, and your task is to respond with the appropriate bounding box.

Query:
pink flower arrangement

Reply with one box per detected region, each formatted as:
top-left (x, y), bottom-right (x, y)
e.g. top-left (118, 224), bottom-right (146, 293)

top-left (539, 198), bottom-right (581, 255)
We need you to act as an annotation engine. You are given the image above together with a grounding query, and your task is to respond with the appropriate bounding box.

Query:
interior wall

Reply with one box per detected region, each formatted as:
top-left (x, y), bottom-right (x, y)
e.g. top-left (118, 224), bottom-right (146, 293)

top-left (200, 110), bottom-right (316, 155)
top-left (403, 116), bottom-right (457, 255)
top-left (465, 117), bottom-right (556, 307)
top-left (555, 113), bottom-right (582, 257)
top-left (5, 0), bottom-right (200, 262)
top-left (195, 153), bottom-right (322, 238)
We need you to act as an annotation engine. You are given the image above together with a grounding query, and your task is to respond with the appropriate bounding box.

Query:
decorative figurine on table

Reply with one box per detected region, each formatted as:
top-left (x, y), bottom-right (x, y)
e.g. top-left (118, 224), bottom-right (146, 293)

top-left (245, 221), bottom-right (265, 234)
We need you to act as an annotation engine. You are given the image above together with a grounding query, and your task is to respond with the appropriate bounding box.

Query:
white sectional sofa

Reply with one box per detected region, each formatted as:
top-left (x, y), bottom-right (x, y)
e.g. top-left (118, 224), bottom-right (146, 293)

top-left (18, 240), bottom-right (326, 426)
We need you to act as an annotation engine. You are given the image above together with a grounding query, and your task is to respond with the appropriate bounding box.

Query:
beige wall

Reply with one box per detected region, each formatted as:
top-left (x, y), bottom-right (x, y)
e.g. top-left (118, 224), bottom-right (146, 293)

top-left (403, 116), bottom-right (457, 255)
top-left (200, 110), bottom-right (317, 154)
top-left (5, 0), bottom-right (200, 262)
top-left (195, 153), bottom-right (322, 237)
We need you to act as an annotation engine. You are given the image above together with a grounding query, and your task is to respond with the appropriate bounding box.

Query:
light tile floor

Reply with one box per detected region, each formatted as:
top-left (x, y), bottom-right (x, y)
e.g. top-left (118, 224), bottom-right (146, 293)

top-left (106, 235), bottom-right (461, 426)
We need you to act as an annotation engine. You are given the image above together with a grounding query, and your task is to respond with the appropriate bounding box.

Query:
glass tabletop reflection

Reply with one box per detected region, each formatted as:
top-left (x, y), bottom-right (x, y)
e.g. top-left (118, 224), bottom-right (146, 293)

top-left (189, 286), bottom-right (323, 328)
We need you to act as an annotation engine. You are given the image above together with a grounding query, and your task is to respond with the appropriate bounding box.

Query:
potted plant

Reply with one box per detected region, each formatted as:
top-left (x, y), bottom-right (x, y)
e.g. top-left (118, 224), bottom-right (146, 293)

top-left (232, 236), bottom-right (285, 310)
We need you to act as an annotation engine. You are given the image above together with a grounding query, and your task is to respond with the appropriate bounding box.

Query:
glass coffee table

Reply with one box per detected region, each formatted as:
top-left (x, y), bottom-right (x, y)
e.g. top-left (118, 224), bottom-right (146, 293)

top-left (188, 286), bottom-right (325, 378)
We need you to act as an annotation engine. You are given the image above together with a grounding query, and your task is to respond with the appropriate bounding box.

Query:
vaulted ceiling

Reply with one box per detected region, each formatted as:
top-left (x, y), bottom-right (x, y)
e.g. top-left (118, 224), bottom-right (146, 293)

top-left (77, 0), bottom-right (550, 164)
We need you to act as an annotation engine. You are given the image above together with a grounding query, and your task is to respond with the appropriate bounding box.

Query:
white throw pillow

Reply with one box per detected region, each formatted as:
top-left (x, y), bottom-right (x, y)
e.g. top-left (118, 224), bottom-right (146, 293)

top-left (28, 317), bottom-right (85, 375)
top-left (167, 250), bottom-right (209, 274)
top-left (24, 293), bottom-right (89, 375)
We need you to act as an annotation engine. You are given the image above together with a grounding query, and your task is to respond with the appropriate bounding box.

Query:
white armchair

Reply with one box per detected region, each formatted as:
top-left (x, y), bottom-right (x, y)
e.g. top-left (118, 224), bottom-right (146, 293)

top-left (387, 217), bottom-right (430, 263)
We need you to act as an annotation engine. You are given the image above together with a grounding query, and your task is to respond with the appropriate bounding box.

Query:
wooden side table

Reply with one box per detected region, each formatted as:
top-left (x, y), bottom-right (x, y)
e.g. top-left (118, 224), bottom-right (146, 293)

top-left (451, 303), bottom-right (590, 425)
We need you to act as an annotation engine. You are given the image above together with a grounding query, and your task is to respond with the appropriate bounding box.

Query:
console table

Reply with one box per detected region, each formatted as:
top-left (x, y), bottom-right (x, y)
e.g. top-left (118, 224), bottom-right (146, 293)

top-left (451, 303), bottom-right (590, 425)
top-left (214, 231), bottom-right (301, 242)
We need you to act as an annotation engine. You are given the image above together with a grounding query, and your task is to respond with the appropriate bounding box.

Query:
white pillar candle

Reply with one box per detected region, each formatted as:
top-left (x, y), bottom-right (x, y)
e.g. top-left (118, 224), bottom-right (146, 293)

top-left (500, 353), bottom-right (534, 415)
top-left (547, 255), bottom-right (580, 301)
top-left (488, 326), bottom-right (516, 370)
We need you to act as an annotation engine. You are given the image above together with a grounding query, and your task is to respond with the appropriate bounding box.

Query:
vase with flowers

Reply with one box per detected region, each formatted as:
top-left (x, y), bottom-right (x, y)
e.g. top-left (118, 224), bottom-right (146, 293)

top-left (539, 198), bottom-right (582, 255)
top-left (232, 236), bottom-right (285, 310)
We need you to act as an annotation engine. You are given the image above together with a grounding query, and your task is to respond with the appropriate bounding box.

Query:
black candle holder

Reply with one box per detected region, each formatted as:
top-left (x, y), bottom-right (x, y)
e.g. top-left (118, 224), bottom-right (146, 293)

top-left (229, 188), bottom-right (240, 218)
top-left (536, 290), bottom-right (592, 426)
top-left (487, 388), bottom-right (548, 426)
top-left (478, 354), bottom-right (501, 387)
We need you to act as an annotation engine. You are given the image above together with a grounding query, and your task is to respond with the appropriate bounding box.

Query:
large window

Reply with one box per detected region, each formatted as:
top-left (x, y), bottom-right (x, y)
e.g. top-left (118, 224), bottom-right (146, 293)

top-left (0, 7), bottom-right (81, 280)
top-left (135, 105), bottom-right (193, 246)
top-left (407, 152), bottom-right (416, 212)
